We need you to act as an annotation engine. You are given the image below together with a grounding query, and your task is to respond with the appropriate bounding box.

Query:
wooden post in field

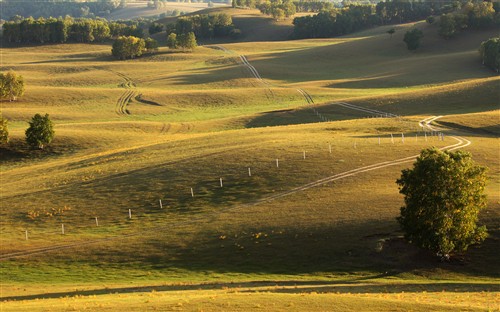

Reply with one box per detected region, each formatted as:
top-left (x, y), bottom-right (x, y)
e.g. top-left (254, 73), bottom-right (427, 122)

top-left (390, 134), bottom-right (394, 144)
top-left (276, 158), bottom-right (279, 168)
top-left (415, 134), bottom-right (418, 142)
top-left (303, 151), bottom-right (306, 160)
top-left (401, 133), bottom-right (405, 143)
top-left (61, 224), bottom-right (65, 235)
top-left (128, 209), bottom-right (132, 219)
top-left (25, 230), bottom-right (28, 240)
top-left (190, 187), bottom-right (194, 197)
top-left (248, 167), bottom-right (251, 177)
top-left (425, 132), bottom-right (427, 141)
top-left (329, 143), bottom-right (332, 154)
top-left (220, 178), bottom-right (223, 187)
top-left (159, 199), bottom-right (163, 209)
top-left (95, 217), bottom-right (99, 227)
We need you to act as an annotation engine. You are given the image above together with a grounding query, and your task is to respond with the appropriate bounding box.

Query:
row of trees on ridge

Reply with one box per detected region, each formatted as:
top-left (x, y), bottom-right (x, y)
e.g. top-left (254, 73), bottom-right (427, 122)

top-left (3, 17), bottom-right (144, 44)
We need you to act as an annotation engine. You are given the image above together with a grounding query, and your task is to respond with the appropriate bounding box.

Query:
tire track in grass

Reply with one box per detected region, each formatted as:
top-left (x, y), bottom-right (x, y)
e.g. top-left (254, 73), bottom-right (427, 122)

top-left (95, 67), bottom-right (136, 115)
top-left (0, 114), bottom-right (470, 261)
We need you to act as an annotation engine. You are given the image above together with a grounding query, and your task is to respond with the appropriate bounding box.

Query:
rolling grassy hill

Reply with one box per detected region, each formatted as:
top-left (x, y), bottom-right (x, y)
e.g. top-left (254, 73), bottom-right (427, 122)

top-left (0, 19), bottom-right (499, 311)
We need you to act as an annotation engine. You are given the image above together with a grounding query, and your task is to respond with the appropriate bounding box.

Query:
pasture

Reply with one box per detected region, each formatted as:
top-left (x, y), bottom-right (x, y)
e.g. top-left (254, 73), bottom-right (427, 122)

top-left (0, 16), bottom-right (499, 311)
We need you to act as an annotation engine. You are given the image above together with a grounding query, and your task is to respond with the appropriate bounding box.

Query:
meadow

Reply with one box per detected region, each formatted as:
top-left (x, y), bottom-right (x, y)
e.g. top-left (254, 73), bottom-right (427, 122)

top-left (0, 11), bottom-right (499, 311)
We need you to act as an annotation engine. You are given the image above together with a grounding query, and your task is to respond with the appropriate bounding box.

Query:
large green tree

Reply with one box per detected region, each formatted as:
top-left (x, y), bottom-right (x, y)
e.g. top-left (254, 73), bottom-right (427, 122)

top-left (403, 28), bottom-right (423, 50)
top-left (397, 148), bottom-right (488, 260)
top-left (25, 113), bottom-right (55, 150)
top-left (0, 70), bottom-right (25, 101)
top-left (479, 37), bottom-right (500, 73)
top-left (177, 32), bottom-right (197, 51)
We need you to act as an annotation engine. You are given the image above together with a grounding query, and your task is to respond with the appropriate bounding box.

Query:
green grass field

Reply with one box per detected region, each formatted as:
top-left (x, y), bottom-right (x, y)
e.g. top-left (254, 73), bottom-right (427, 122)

top-left (0, 16), bottom-right (499, 311)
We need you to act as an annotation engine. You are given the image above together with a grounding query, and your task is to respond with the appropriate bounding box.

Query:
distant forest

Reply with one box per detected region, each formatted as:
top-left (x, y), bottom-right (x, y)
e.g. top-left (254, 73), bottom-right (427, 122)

top-left (0, 0), bottom-right (125, 20)
top-left (292, 0), bottom-right (500, 39)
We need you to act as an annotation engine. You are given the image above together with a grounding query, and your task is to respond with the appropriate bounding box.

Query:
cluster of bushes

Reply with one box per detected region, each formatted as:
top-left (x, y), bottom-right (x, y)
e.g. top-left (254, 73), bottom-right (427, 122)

top-left (112, 37), bottom-right (159, 59)
top-left (479, 37), bottom-right (500, 73)
top-left (2, 17), bottom-right (144, 44)
top-left (438, 2), bottom-right (498, 39)
top-left (258, 0), bottom-right (296, 21)
top-left (168, 13), bottom-right (241, 39)
top-left (166, 32), bottom-right (198, 50)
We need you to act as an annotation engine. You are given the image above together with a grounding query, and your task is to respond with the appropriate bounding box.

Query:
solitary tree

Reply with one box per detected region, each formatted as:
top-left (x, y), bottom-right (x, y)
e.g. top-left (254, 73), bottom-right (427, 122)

top-left (403, 28), bottom-right (423, 51)
top-left (166, 33), bottom-right (178, 49)
top-left (0, 70), bottom-right (25, 101)
top-left (177, 32), bottom-right (197, 51)
top-left (25, 113), bottom-right (55, 149)
top-left (387, 28), bottom-right (395, 38)
top-left (397, 148), bottom-right (488, 260)
top-left (0, 114), bottom-right (9, 144)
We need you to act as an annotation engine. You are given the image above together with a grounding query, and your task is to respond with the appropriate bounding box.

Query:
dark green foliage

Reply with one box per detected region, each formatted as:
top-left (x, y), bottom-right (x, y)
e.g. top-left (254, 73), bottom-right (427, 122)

top-left (0, 0), bottom-right (120, 20)
top-left (426, 15), bottom-right (435, 24)
top-left (25, 113), bottom-right (55, 150)
top-left (397, 148), bottom-right (488, 259)
top-left (148, 22), bottom-right (164, 35)
top-left (259, 0), bottom-right (296, 20)
top-left (438, 2), bottom-right (496, 39)
top-left (293, 5), bottom-right (380, 39)
top-left (0, 115), bottom-right (9, 145)
top-left (145, 38), bottom-right (159, 53)
top-left (294, 0), bottom-right (333, 13)
top-left (232, 0), bottom-right (257, 8)
top-left (112, 36), bottom-right (146, 60)
top-left (178, 32), bottom-right (197, 51)
top-left (3, 17), bottom-right (143, 44)
top-left (479, 37), bottom-right (500, 73)
top-left (172, 14), bottom-right (237, 39)
top-left (0, 70), bottom-right (25, 102)
top-left (166, 33), bottom-right (178, 49)
top-left (403, 28), bottom-right (423, 51)
top-left (376, 0), bottom-right (432, 25)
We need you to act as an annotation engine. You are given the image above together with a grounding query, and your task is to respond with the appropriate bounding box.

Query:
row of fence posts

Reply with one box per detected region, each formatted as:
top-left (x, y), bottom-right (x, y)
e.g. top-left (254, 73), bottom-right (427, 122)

top-left (22, 131), bottom-right (445, 240)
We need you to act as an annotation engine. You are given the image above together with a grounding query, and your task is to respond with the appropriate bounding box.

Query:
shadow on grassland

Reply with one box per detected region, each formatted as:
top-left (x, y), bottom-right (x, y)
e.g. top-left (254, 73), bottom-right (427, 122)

top-left (2, 280), bottom-right (499, 302)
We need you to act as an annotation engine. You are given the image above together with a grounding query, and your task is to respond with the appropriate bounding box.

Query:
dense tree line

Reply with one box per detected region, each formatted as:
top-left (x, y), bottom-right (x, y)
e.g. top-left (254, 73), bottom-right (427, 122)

top-left (171, 14), bottom-right (240, 39)
top-left (439, 1), bottom-right (498, 39)
top-left (294, 0), bottom-right (334, 13)
top-left (376, 0), bottom-right (432, 24)
top-left (0, 0), bottom-right (123, 20)
top-left (258, 0), bottom-right (297, 20)
top-left (293, 0), bottom-right (499, 39)
top-left (2, 17), bottom-right (144, 44)
top-left (479, 37), bottom-right (500, 73)
top-left (293, 5), bottom-right (379, 38)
